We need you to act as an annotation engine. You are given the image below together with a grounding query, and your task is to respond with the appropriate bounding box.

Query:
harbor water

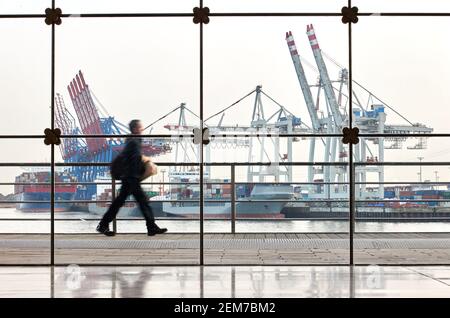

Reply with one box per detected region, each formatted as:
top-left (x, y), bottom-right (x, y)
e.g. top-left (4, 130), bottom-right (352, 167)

top-left (1, 208), bottom-right (450, 233)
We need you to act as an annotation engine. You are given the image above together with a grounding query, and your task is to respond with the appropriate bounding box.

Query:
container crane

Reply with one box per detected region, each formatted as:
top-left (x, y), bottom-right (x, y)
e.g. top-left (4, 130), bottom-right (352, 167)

top-left (287, 25), bottom-right (433, 200)
top-left (286, 30), bottom-right (325, 188)
top-left (56, 71), bottom-right (171, 200)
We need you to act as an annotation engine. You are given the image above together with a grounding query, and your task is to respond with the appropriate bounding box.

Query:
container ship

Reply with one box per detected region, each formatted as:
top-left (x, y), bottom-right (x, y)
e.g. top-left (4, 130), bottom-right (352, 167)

top-left (383, 185), bottom-right (450, 209)
top-left (281, 184), bottom-right (450, 219)
top-left (162, 169), bottom-right (291, 218)
top-left (14, 170), bottom-right (77, 212)
top-left (87, 175), bottom-right (165, 217)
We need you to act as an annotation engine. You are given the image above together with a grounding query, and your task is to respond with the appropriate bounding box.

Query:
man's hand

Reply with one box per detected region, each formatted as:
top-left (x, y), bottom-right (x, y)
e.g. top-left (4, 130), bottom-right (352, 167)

top-left (140, 155), bottom-right (158, 180)
top-left (141, 155), bottom-right (152, 163)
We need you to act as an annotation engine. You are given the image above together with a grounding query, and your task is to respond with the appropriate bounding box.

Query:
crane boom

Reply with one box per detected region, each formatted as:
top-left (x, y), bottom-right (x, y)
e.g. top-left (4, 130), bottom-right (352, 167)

top-left (286, 31), bottom-right (321, 131)
top-left (67, 70), bottom-right (107, 153)
top-left (54, 93), bottom-right (79, 160)
top-left (306, 24), bottom-right (343, 127)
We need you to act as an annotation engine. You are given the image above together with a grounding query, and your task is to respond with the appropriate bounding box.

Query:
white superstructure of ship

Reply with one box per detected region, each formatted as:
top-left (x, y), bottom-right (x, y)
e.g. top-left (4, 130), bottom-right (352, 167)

top-left (162, 169), bottom-right (293, 218)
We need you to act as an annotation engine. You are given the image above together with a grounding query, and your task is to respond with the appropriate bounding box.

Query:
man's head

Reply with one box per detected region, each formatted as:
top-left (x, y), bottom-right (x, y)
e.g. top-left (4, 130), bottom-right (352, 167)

top-left (129, 119), bottom-right (144, 135)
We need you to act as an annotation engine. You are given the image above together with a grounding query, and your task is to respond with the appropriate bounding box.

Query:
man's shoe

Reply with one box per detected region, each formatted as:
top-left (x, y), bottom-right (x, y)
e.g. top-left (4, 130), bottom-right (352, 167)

top-left (147, 225), bottom-right (168, 236)
top-left (96, 223), bottom-right (115, 236)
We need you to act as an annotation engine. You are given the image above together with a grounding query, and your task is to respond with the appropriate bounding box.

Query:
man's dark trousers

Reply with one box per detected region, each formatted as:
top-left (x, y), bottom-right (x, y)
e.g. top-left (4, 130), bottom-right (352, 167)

top-left (100, 177), bottom-right (155, 229)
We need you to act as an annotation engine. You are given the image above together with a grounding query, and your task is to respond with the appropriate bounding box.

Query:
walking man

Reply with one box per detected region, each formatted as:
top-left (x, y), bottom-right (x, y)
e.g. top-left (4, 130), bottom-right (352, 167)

top-left (96, 119), bottom-right (167, 236)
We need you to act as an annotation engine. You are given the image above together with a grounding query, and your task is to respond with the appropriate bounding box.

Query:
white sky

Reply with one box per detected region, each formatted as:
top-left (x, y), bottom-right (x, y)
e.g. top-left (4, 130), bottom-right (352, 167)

top-left (1, 1), bottom-right (450, 194)
top-left (3, 0), bottom-right (450, 14)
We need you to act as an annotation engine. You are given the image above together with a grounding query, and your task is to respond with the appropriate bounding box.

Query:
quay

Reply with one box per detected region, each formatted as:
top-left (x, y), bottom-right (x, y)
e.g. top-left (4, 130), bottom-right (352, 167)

top-left (0, 233), bottom-right (449, 265)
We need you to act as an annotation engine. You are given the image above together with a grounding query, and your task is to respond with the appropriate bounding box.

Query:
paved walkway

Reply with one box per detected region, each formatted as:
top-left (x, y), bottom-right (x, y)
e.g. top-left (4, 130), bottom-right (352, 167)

top-left (0, 233), bottom-right (449, 265)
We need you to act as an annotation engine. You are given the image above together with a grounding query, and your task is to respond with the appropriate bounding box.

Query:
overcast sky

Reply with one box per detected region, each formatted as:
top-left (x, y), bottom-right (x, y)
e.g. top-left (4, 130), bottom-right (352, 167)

top-left (1, 1), bottom-right (450, 193)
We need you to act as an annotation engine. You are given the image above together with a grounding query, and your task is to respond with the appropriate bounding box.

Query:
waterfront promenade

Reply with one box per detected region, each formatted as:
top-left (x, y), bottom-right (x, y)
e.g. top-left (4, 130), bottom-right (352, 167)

top-left (0, 233), bottom-right (449, 265)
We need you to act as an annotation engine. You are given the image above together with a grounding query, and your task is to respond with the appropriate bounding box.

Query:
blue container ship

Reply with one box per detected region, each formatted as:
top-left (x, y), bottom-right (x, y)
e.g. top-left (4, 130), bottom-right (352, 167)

top-left (14, 171), bottom-right (77, 212)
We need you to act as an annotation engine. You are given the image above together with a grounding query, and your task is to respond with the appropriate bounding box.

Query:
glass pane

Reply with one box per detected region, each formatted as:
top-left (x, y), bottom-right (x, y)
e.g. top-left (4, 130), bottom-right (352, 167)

top-left (0, 162), bottom-right (51, 264)
top-left (354, 17), bottom-right (449, 134)
top-left (0, 139), bottom-right (49, 163)
top-left (0, 0), bottom-right (50, 14)
top-left (203, 138), bottom-right (350, 264)
top-left (0, 19), bottom-right (50, 135)
top-left (355, 0), bottom-right (450, 13)
top-left (204, 17), bottom-right (348, 138)
top-left (354, 137), bottom-right (450, 264)
top-left (55, 17), bottom-right (200, 265)
top-left (204, 17), bottom-right (349, 264)
top-left (56, 0), bottom-right (198, 14)
top-left (354, 17), bottom-right (450, 264)
top-left (205, 0), bottom-right (345, 13)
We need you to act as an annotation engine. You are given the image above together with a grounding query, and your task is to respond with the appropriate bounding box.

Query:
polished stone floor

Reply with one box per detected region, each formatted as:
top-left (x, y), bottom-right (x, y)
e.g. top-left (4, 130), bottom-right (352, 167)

top-left (0, 266), bottom-right (449, 297)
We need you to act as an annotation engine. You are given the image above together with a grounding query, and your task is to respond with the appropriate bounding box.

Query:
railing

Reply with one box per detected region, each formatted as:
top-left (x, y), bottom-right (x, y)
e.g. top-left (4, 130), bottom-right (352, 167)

top-left (1, 161), bottom-right (450, 234)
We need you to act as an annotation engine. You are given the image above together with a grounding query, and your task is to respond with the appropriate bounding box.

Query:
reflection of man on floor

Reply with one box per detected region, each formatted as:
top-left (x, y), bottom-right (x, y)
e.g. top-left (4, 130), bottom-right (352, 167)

top-left (96, 119), bottom-right (167, 236)
top-left (116, 270), bottom-right (151, 298)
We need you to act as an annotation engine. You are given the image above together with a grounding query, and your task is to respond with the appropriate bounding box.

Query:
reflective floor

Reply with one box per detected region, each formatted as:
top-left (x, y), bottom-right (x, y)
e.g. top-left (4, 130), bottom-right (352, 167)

top-left (0, 266), bottom-right (449, 298)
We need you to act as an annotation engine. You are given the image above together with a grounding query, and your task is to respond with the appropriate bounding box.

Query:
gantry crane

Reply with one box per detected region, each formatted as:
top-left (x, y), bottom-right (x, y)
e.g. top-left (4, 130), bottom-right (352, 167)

top-left (161, 86), bottom-right (308, 183)
top-left (286, 25), bottom-right (433, 200)
top-left (56, 70), bottom-right (171, 200)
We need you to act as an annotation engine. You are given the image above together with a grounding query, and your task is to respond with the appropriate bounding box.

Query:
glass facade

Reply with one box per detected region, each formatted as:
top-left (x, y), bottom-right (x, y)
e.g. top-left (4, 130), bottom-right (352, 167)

top-left (0, 1), bottom-right (449, 265)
